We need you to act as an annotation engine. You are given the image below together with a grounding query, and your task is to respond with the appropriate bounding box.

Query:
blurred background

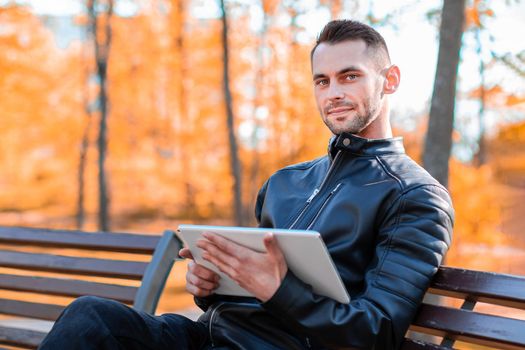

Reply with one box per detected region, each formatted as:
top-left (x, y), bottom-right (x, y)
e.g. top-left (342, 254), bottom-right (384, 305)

top-left (1, 0), bottom-right (524, 319)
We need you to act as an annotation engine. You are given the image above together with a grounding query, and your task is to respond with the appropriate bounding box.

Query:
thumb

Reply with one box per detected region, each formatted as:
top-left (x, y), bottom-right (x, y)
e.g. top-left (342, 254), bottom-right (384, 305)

top-left (264, 233), bottom-right (288, 280)
top-left (264, 233), bottom-right (283, 258)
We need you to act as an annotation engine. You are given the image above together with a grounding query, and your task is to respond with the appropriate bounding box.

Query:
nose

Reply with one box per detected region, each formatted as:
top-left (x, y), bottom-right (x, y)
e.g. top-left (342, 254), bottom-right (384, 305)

top-left (327, 82), bottom-right (344, 100)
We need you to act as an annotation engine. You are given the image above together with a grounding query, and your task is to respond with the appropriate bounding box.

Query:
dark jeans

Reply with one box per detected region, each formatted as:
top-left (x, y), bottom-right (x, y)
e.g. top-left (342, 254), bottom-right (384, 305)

top-left (38, 296), bottom-right (210, 350)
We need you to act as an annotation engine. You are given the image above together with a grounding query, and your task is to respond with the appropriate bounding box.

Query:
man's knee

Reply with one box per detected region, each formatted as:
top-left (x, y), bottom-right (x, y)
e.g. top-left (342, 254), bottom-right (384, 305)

top-left (61, 295), bottom-right (127, 327)
top-left (66, 295), bottom-right (117, 314)
top-left (40, 297), bottom-right (128, 349)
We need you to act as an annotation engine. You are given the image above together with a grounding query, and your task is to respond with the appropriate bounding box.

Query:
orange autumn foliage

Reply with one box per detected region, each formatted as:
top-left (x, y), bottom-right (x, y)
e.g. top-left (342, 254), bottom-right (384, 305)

top-left (448, 160), bottom-right (505, 246)
top-left (465, 0), bottom-right (494, 29)
top-left (0, 3), bottom-right (523, 260)
top-left (468, 85), bottom-right (525, 110)
top-left (0, 5), bottom-right (84, 212)
top-left (0, 4), bottom-right (329, 227)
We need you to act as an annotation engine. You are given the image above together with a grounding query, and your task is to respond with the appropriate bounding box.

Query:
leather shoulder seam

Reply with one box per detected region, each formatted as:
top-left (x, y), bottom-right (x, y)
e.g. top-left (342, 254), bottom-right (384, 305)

top-left (274, 156), bottom-right (326, 173)
top-left (374, 155), bottom-right (403, 190)
top-left (401, 185), bottom-right (454, 222)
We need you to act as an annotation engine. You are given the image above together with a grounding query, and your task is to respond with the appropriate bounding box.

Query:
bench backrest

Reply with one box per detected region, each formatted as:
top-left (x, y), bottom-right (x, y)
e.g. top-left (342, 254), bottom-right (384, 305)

top-left (0, 226), bottom-right (181, 349)
top-left (403, 266), bottom-right (525, 350)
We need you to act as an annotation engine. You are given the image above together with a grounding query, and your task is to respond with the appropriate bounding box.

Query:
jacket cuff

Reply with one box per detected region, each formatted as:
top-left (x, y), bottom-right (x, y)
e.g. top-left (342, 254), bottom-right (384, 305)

top-left (194, 294), bottom-right (219, 312)
top-left (262, 269), bottom-right (310, 313)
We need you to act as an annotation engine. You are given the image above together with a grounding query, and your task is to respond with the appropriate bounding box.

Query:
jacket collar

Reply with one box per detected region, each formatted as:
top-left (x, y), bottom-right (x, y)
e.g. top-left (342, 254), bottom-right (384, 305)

top-left (328, 132), bottom-right (405, 159)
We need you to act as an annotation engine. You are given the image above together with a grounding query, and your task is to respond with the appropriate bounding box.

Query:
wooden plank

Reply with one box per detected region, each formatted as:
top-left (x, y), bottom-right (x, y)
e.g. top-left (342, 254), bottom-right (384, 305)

top-left (429, 266), bottom-right (525, 309)
top-left (0, 325), bottom-right (45, 349)
top-left (401, 338), bottom-right (453, 350)
top-left (0, 274), bottom-right (137, 304)
top-left (0, 299), bottom-right (63, 321)
top-left (0, 226), bottom-right (159, 254)
top-left (410, 303), bottom-right (525, 350)
top-left (0, 251), bottom-right (147, 280)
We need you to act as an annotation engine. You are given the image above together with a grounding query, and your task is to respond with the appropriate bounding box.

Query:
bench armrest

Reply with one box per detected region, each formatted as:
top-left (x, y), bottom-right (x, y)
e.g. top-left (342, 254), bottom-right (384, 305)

top-left (133, 230), bottom-right (182, 313)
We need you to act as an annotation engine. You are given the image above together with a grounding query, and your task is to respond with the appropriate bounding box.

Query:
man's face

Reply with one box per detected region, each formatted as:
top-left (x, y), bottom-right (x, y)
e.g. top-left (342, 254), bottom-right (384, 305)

top-left (312, 40), bottom-right (386, 137)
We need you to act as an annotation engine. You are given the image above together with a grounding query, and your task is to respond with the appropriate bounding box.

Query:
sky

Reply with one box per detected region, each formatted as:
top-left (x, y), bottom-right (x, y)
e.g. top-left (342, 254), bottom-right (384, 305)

top-left (1, 0), bottom-right (524, 159)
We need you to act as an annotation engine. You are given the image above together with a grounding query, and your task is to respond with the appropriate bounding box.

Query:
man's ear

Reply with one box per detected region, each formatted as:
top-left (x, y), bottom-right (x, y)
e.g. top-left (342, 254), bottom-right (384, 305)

top-left (383, 65), bottom-right (400, 94)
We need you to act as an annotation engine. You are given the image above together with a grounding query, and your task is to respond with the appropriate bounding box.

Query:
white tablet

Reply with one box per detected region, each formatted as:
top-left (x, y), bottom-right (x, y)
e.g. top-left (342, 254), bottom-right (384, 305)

top-left (176, 224), bottom-right (350, 304)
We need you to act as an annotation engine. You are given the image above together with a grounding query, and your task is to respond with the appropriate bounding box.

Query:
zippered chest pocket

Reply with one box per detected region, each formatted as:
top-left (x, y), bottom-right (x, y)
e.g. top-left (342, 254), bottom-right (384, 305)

top-left (305, 182), bottom-right (344, 230)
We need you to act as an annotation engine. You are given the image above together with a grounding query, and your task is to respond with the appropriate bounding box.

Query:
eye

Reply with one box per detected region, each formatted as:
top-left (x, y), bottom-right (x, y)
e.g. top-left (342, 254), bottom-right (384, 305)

top-left (315, 79), bottom-right (329, 86)
top-left (343, 73), bottom-right (358, 81)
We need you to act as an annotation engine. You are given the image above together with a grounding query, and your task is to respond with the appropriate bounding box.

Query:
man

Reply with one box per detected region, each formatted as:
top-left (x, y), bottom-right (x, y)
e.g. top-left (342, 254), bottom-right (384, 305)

top-left (39, 20), bottom-right (453, 350)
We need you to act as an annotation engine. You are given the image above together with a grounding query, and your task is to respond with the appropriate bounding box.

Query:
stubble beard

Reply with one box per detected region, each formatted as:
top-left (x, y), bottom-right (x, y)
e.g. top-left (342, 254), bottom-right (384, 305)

top-left (322, 96), bottom-right (380, 136)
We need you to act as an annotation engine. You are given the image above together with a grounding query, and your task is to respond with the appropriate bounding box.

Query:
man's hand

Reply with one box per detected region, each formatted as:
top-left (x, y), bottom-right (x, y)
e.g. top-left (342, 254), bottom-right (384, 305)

top-left (179, 247), bottom-right (220, 297)
top-left (196, 232), bottom-right (288, 302)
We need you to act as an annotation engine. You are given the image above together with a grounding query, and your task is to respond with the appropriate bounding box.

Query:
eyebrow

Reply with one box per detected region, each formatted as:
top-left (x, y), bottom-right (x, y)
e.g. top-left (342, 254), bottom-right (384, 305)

top-left (312, 66), bottom-right (363, 81)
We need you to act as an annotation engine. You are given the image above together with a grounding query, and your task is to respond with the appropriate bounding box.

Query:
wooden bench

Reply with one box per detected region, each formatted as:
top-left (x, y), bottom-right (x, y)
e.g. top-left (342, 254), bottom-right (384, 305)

top-left (0, 226), bottom-right (181, 349)
top-left (403, 266), bottom-right (525, 350)
top-left (2, 227), bottom-right (524, 350)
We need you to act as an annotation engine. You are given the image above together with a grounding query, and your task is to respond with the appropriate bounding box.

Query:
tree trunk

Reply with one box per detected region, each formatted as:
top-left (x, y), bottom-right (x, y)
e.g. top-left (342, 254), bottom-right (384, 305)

top-left (287, 5), bottom-right (300, 164)
top-left (422, 0), bottom-right (466, 188)
top-left (76, 5), bottom-right (96, 229)
top-left (421, 4), bottom-right (466, 339)
top-left (245, 1), bottom-right (268, 223)
top-left (173, 0), bottom-right (197, 217)
top-left (76, 101), bottom-right (92, 229)
top-left (219, 0), bottom-right (244, 225)
top-left (475, 28), bottom-right (486, 167)
top-left (89, 0), bottom-right (114, 231)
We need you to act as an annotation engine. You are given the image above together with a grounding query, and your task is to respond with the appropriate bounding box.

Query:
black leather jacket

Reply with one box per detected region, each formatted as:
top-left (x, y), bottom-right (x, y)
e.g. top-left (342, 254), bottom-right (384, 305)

top-left (196, 133), bottom-right (454, 350)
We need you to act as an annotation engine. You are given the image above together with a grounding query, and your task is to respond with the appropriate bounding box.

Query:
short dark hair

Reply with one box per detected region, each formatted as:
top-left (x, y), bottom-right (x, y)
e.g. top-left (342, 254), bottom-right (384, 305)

top-left (311, 20), bottom-right (391, 66)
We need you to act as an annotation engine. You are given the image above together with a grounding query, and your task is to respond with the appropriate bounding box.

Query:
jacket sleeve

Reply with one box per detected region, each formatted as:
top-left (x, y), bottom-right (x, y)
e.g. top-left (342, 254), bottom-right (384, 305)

top-left (261, 184), bottom-right (454, 349)
top-left (255, 179), bottom-right (269, 224)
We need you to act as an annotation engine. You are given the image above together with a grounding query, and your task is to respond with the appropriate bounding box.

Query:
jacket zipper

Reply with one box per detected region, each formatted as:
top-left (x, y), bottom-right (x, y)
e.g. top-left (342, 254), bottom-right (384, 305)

top-left (288, 150), bottom-right (343, 230)
top-left (306, 182), bottom-right (342, 230)
top-left (287, 189), bottom-right (319, 229)
top-left (208, 302), bottom-right (226, 347)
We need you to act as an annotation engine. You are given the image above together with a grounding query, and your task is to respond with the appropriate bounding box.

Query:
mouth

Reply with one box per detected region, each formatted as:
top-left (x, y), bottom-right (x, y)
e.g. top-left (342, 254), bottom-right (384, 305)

top-left (327, 107), bottom-right (354, 116)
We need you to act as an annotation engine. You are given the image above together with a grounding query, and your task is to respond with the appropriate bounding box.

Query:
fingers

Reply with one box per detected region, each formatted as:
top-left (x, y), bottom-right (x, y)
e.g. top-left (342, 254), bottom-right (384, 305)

top-left (179, 247), bottom-right (193, 260)
top-left (186, 285), bottom-right (211, 297)
top-left (198, 242), bottom-right (238, 279)
top-left (201, 249), bottom-right (238, 281)
top-left (185, 260), bottom-right (220, 297)
top-left (197, 235), bottom-right (241, 268)
top-left (201, 232), bottom-right (238, 255)
top-left (186, 262), bottom-right (219, 291)
top-left (193, 232), bottom-right (288, 300)
top-left (188, 260), bottom-right (220, 282)
top-left (185, 279), bottom-right (215, 297)
top-left (183, 241), bottom-right (220, 297)
top-left (197, 234), bottom-right (247, 281)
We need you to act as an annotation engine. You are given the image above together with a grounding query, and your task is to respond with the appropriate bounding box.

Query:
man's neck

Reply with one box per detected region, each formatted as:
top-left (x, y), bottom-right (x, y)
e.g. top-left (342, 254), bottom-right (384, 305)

top-left (358, 124), bottom-right (392, 140)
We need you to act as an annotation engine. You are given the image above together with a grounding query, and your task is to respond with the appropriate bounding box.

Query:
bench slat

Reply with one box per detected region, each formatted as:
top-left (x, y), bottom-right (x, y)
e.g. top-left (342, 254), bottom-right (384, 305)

top-left (0, 226), bottom-right (178, 349)
top-left (429, 267), bottom-right (525, 309)
top-left (0, 325), bottom-right (46, 349)
top-left (401, 338), bottom-right (452, 350)
top-left (0, 250), bottom-right (147, 280)
top-left (0, 299), bottom-right (64, 321)
top-left (0, 226), bottom-right (159, 254)
top-left (0, 273), bottom-right (137, 304)
top-left (410, 303), bottom-right (525, 350)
